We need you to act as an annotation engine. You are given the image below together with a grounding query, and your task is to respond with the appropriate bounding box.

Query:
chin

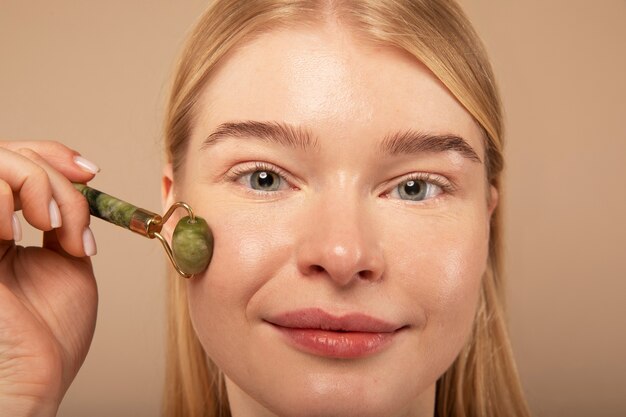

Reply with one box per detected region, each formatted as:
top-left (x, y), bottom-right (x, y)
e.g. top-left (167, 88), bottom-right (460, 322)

top-left (241, 374), bottom-right (421, 417)
top-left (263, 397), bottom-right (406, 417)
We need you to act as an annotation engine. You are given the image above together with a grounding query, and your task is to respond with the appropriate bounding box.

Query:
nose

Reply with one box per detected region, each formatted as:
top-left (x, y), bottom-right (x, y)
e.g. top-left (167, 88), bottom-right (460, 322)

top-left (295, 191), bottom-right (385, 287)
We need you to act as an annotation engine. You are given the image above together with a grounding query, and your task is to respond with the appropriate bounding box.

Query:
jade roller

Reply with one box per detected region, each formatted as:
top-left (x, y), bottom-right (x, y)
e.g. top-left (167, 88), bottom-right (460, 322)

top-left (72, 183), bottom-right (213, 278)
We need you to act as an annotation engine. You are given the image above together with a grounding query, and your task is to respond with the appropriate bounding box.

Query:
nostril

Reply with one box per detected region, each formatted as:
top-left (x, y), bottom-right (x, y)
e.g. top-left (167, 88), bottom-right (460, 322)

top-left (358, 270), bottom-right (372, 280)
top-left (308, 266), bottom-right (377, 280)
top-left (311, 265), bottom-right (325, 274)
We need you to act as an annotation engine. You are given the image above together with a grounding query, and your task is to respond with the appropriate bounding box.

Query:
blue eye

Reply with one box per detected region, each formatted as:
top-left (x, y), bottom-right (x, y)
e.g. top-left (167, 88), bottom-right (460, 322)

top-left (391, 177), bottom-right (443, 202)
top-left (249, 170), bottom-right (281, 191)
top-left (226, 162), bottom-right (290, 194)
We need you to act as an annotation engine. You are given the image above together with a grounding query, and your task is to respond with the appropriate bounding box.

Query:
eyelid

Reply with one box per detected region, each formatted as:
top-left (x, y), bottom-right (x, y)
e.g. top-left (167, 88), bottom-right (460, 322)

top-left (391, 172), bottom-right (456, 193)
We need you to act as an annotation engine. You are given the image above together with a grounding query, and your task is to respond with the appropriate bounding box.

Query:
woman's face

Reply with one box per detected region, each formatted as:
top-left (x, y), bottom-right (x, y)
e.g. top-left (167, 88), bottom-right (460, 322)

top-left (163, 23), bottom-right (496, 417)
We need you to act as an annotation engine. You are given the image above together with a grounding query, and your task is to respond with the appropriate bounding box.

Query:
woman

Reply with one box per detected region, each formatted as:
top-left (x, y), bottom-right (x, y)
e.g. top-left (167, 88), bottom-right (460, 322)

top-left (0, 1), bottom-right (530, 416)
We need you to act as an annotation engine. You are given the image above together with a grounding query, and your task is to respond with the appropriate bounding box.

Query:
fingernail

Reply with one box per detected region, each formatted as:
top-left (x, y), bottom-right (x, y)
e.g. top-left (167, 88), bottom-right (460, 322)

top-left (73, 155), bottom-right (100, 174)
top-left (11, 213), bottom-right (22, 242)
top-left (82, 227), bottom-right (97, 256)
top-left (49, 199), bottom-right (62, 228)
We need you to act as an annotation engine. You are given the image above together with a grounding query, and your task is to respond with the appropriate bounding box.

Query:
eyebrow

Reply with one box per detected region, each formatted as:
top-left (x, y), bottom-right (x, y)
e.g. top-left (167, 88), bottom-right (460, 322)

top-left (379, 129), bottom-right (481, 163)
top-left (201, 120), bottom-right (481, 163)
top-left (202, 120), bottom-right (319, 151)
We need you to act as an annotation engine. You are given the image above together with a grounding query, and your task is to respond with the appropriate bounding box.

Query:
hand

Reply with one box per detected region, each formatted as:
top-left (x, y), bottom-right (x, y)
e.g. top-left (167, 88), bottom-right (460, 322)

top-left (0, 141), bottom-right (100, 417)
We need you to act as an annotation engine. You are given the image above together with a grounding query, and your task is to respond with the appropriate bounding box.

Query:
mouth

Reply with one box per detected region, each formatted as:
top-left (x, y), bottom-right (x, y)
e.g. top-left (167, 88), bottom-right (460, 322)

top-left (265, 308), bottom-right (407, 359)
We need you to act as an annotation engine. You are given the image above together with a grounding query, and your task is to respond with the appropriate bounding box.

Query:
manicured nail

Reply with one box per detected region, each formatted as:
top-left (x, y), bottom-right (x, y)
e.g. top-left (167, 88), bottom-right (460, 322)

top-left (11, 213), bottom-right (22, 242)
top-left (73, 155), bottom-right (100, 174)
top-left (82, 227), bottom-right (97, 256)
top-left (49, 199), bottom-right (62, 228)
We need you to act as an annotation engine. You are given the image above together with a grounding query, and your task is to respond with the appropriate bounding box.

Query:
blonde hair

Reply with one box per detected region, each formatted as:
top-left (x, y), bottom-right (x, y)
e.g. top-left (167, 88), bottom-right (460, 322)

top-left (163, 1), bottom-right (530, 416)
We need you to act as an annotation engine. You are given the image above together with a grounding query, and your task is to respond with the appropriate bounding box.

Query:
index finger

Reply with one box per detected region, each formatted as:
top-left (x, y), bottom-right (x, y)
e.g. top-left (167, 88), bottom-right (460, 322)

top-left (0, 140), bottom-right (100, 182)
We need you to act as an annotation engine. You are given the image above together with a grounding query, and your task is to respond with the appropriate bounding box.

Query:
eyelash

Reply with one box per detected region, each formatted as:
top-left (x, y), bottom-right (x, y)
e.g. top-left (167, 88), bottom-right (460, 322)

top-left (395, 172), bottom-right (456, 194)
top-left (225, 161), bottom-right (456, 199)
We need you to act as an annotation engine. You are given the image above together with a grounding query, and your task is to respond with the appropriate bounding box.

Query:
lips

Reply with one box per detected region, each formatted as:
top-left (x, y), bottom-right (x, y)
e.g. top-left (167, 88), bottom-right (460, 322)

top-left (265, 308), bottom-right (405, 358)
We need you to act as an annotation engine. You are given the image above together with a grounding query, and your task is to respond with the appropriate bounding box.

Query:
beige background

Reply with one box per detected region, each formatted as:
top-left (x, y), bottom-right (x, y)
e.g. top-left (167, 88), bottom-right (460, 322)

top-left (1, 1), bottom-right (625, 416)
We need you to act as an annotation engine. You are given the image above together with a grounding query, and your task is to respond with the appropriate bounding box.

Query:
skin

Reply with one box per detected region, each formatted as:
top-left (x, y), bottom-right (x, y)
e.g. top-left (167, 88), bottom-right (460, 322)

top-left (162, 21), bottom-right (497, 417)
top-left (0, 141), bottom-right (97, 417)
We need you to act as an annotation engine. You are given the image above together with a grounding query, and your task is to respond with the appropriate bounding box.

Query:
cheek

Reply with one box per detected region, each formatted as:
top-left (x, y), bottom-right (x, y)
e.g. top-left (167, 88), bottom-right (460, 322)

top-left (390, 214), bottom-right (488, 374)
top-left (185, 197), bottom-right (295, 358)
top-left (423, 233), bottom-right (485, 314)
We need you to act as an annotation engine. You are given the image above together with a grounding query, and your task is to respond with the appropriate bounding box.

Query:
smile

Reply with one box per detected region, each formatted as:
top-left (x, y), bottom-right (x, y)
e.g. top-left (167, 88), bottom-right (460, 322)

top-left (265, 308), bottom-right (407, 359)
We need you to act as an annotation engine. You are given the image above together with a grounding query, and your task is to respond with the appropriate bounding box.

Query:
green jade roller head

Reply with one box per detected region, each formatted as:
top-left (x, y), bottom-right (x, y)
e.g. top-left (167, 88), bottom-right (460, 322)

top-left (73, 183), bottom-right (213, 278)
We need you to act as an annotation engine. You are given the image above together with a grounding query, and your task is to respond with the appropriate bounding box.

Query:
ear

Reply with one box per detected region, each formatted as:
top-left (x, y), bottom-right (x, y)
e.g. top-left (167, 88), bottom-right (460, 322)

top-left (161, 163), bottom-right (176, 210)
top-left (161, 163), bottom-right (177, 240)
top-left (487, 185), bottom-right (499, 219)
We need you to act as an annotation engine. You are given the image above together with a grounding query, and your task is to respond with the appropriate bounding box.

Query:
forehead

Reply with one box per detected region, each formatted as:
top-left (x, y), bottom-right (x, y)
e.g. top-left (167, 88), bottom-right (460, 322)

top-left (193, 23), bottom-right (483, 153)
